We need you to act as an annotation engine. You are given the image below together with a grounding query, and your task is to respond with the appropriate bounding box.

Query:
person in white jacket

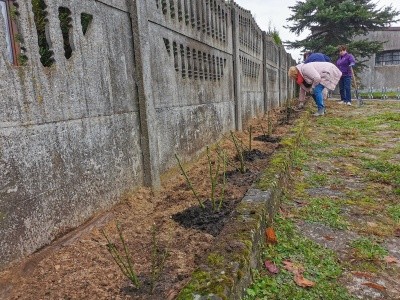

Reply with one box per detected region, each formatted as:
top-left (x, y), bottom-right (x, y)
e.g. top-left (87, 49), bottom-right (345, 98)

top-left (289, 62), bottom-right (342, 116)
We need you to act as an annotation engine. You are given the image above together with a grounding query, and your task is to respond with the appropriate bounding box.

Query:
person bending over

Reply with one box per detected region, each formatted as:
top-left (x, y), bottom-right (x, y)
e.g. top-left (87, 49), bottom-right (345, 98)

top-left (288, 62), bottom-right (342, 116)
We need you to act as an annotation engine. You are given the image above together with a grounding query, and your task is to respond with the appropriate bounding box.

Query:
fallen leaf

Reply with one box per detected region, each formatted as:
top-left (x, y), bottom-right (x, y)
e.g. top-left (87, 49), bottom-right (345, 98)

top-left (383, 256), bottom-right (399, 264)
top-left (294, 273), bottom-right (316, 288)
top-left (294, 200), bottom-right (307, 207)
top-left (264, 260), bottom-right (279, 274)
top-left (362, 282), bottom-right (386, 291)
top-left (395, 228), bottom-right (400, 237)
top-left (367, 222), bottom-right (378, 227)
top-left (265, 227), bottom-right (277, 244)
top-left (283, 260), bottom-right (304, 274)
top-left (324, 235), bottom-right (335, 241)
top-left (351, 271), bottom-right (374, 279)
top-left (283, 260), bottom-right (296, 272)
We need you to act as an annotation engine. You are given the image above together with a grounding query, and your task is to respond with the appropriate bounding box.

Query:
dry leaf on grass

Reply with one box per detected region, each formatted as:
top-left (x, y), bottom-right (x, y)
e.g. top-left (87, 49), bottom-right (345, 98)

top-left (383, 256), bottom-right (399, 264)
top-left (264, 260), bottom-right (279, 274)
top-left (283, 260), bottom-right (303, 273)
top-left (362, 282), bottom-right (386, 291)
top-left (294, 273), bottom-right (316, 288)
top-left (283, 260), bottom-right (314, 288)
top-left (323, 235), bottom-right (335, 241)
top-left (265, 227), bottom-right (277, 244)
top-left (351, 271), bottom-right (374, 279)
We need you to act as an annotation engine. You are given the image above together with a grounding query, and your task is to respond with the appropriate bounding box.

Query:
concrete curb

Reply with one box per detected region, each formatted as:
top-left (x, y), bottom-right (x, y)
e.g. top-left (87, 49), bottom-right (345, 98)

top-left (176, 116), bottom-right (306, 300)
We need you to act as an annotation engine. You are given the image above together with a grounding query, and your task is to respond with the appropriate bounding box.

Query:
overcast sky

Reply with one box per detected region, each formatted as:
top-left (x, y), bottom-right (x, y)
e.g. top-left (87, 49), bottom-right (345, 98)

top-left (233, 0), bottom-right (400, 62)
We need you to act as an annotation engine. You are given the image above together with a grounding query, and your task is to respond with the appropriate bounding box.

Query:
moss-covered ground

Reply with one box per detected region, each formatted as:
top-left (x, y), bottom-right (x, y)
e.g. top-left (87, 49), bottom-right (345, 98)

top-left (246, 100), bottom-right (400, 299)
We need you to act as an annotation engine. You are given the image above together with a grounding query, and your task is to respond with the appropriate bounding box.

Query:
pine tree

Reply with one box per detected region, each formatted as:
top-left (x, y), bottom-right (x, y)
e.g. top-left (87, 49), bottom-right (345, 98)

top-left (285, 0), bottom-right (400, 68)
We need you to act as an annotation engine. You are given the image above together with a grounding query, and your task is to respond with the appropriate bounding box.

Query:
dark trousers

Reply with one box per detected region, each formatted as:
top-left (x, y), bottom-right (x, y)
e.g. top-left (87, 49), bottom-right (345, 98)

top-left (339, 76), bottom-right (352, 102)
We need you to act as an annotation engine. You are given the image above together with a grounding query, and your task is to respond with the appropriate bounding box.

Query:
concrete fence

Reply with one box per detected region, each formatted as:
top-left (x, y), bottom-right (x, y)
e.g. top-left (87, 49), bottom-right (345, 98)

top-left (0, 0), bottom-right (295, 269)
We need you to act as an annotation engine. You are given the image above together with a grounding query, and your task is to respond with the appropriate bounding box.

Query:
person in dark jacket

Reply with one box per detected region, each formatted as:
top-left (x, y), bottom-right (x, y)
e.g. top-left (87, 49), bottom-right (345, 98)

top-left (304, 51), bottom-right (331, 63)
top-left (298, 51), bottom-right (332, 108)
top-left (336, 45), bottom-right (356, 105)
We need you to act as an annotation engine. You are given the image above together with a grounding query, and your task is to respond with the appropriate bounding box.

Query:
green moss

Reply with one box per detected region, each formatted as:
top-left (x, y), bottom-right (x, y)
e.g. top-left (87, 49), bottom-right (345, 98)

top-left (31, 0), bottom-right (54, 67)
top-left (207, 253), bottom-right (225, 267)
top-left (176, 268), bottom-right (234, 300)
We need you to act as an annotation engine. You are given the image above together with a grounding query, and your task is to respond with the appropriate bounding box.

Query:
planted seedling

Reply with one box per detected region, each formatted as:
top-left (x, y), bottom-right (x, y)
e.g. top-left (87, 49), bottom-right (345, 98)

top-left (230, 131), bottom-right (247, 173)
top-left (150, 224), bottom-right (169, 293)
top-left (175, 153), bottom-right (205, 209)
top-left (249, 125), bottom-right (253, 151)
top-left (206, 147), bottom-right (227, 211)
top-left (102, 222), bottom-right (140, 288)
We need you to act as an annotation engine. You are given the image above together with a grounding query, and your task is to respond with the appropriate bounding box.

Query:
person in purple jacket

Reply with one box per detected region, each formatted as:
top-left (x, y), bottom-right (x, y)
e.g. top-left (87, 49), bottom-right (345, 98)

top-left (336, 45), bottom-right (356, 105)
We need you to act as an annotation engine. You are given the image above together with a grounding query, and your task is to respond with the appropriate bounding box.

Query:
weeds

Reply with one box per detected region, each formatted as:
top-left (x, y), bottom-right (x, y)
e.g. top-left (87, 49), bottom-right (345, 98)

top-left (102, 223), bottom-right (140, 288)
top-left (351, 237), bottom-right (388, 260)
top-left (297, 197), bottom-right (348, 229)
top-left (244, 215), bottom-right (354, 300)
top-left (387, 204), bottom-right (400, 223)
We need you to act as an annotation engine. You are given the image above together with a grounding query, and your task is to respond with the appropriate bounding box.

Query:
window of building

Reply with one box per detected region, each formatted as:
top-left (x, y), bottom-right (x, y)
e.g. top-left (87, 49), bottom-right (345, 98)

top-left (0, 0), bottom-right (18, 64)
top-left (375, 50), bottom-right (400, 66)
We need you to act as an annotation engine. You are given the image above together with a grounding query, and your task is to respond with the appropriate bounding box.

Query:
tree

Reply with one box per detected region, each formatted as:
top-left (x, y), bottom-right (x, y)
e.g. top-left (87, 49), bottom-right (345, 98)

top-left (267, 21), bottom-right (283, 45)
top-left (285, 0), bottom-right (400, 69)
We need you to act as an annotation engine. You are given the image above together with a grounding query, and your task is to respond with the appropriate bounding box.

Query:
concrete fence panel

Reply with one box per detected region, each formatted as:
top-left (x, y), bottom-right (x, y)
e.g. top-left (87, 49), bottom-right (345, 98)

top-left (0, 0), bottom-right (295, 269)
top-left (0, 0), bottom-right (144, 268)
top-left (140, 0), bottom-right (235, 173)
top-left (263, 34), bottom-right (280, 109)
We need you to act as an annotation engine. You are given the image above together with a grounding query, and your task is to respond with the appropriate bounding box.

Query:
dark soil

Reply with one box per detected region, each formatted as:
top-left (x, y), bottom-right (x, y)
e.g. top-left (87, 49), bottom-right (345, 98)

top-left (242, 149), bottom-right (268, 161)
top-left (234, 149), bottom-right (268, 163)
top-left (253, 135), bottom-right (281, 143)
top-left (226, 169), bottom-right (258, 187)
top-left (172, 199), bottom-right (239, 237)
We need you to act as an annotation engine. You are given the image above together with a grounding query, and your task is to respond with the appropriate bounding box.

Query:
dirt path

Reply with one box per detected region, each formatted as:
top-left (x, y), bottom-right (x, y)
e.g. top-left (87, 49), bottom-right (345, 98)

top-left (0, 107), bottom-right (300, 300)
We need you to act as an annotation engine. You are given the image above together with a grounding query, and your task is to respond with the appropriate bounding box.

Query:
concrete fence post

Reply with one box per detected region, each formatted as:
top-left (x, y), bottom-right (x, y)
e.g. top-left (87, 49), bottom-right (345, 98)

top-left (262, 31), bottom-right (269, 112)
top-left (127, 0), bottom-right (161, 188)
top-left (230, 3), bottom-right (242, 131)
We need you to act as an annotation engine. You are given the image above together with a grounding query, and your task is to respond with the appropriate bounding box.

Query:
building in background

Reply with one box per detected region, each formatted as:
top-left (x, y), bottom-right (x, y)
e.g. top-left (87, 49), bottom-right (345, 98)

top-left (358, 27), bottom-right (400, 94)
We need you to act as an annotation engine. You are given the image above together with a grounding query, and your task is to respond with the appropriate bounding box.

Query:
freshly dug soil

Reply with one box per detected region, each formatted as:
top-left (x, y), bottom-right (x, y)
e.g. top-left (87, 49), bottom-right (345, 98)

top-left (253, 135), bottom-right (281, 143)
top-left (172, 199), bottom-right (239, 237)
top-left (0, 107), bottom-right (302, 300)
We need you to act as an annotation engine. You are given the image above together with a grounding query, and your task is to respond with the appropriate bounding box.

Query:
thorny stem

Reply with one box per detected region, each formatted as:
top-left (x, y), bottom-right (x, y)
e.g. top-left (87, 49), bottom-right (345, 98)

top-left (150, 224), bottom-right (168, 293)
top-left (207, 147), bottom-right (221, 211)
top-left (218, 150), bottom-right (227, 211)
top-left (260, 123), bottom-right (267, 137)
top-left (215, 144), bottom-right (236, 169)
top-left (230, 131), bottom-right (246, 173)
top-left (267, 111), bottom-right (273, 136)
top-left (102, 223), bottom-right (140, 288)
top-left (249, 125), bottom-right (252, 151)
top-left (175, 153), bottom-right (205, 209)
